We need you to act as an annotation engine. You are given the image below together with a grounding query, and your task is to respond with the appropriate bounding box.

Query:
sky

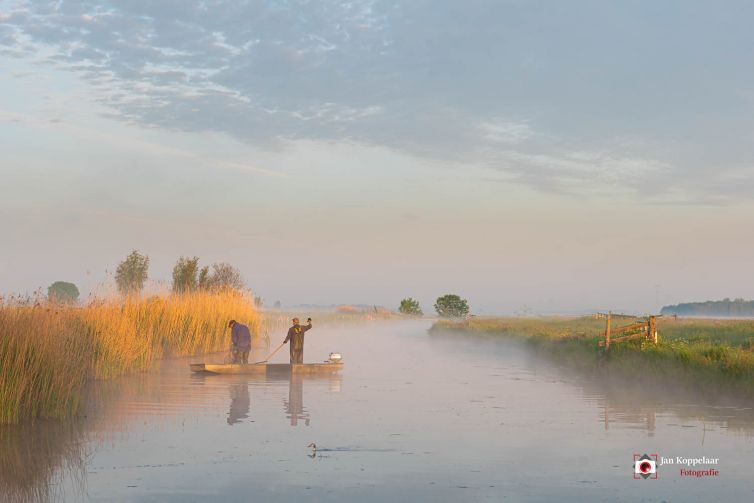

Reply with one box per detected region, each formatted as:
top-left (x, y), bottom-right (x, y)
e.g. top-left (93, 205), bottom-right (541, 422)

top-left (1, 0), bottom-right (754, 314)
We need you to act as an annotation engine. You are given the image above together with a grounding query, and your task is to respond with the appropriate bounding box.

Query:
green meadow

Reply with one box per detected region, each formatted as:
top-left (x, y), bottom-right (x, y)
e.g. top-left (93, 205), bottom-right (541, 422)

top-left (430, 316), bottom-right (754, 394)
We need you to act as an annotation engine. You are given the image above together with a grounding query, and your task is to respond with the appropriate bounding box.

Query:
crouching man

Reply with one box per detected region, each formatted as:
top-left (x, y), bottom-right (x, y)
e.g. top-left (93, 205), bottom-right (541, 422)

top-left (228, 320), bottom-right (251, 364)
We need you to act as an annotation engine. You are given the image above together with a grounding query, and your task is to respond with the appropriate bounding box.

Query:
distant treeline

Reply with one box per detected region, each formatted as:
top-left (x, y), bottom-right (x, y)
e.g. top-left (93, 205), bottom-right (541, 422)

top-left (661, 298), bottom-right (754, 317)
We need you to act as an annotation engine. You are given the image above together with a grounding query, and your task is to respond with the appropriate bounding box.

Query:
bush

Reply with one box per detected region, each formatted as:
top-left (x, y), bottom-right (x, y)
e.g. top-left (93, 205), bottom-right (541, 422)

top-left (47, 281), bottom-right (79, 304)
top-left (399, 298), bottom-right (423, 316)
top-left (434, 294), bottom-right (469, 318)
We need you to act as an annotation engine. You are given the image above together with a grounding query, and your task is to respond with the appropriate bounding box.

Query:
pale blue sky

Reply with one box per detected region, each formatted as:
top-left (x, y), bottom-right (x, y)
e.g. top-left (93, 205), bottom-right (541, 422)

top-left (2, 1), bottom-right (754, 313)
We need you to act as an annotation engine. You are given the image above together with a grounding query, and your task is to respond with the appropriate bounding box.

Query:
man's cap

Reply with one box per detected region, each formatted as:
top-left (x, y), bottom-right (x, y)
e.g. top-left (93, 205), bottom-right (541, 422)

top-left (228, 320), bottom-right (237, 327)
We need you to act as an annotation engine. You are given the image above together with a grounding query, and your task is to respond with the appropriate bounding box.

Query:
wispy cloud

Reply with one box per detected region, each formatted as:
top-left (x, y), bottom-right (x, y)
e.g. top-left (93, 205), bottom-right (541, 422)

top-left (1, 109), bottom-right (287, 178)
top-left (3, 1), bottom-right (754, 201)
top-left (477, 119), bottom-right (533, 145)
top-left (220, 161), bottom-right (290, 178)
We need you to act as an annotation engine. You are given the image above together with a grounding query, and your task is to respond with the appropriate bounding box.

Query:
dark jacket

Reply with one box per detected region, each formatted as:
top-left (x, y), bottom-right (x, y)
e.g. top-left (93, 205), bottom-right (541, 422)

top-left (231, 323), bottom-right (252, 349)
top-left (284, 323), bottom-right (312, 344)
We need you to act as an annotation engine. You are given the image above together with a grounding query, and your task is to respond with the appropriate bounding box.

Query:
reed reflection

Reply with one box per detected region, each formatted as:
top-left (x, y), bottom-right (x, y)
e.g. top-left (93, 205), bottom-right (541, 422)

top-left (0, 421), bottom-right (86, 503)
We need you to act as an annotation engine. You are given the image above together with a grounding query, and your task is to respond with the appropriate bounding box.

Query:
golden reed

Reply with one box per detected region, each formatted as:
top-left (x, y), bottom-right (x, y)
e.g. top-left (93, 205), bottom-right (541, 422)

top-left (0, 291), bottom-right (260, 423)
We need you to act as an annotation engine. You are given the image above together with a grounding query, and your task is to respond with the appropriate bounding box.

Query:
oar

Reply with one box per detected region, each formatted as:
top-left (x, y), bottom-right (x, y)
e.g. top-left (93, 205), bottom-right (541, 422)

top-left (251, 341), bottom-right (285, 364)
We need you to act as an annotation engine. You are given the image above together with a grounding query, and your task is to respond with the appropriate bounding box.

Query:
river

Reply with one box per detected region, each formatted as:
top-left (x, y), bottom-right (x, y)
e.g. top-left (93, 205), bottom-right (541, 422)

top-left (2, 320), bottom-right (753, 502)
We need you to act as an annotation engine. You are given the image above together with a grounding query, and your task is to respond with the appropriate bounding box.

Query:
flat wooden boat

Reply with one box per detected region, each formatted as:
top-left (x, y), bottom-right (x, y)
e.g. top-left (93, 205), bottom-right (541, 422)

top-left (190, 362), bottom-right (344, 375)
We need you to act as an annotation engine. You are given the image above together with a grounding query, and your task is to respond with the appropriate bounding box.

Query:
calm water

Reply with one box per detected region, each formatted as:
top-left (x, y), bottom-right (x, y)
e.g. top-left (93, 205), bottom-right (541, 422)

top-left (2, 320), bottom-right (754, 502)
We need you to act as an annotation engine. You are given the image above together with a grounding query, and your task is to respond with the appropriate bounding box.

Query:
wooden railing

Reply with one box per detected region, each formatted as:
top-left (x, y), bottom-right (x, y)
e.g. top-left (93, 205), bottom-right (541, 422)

top-left (598, 312), bottom-right (658, 349)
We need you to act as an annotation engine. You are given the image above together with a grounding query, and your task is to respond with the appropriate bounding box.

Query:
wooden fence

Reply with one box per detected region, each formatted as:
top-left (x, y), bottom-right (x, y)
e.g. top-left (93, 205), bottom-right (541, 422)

top-left (598, 312), bottom-right (658, 349)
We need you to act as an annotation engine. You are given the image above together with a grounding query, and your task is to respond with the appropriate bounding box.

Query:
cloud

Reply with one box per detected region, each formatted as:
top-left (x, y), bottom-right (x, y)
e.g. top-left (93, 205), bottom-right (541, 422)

top-left (2, 0), bottom-right (754, 201)
top-left (477, 119), bottom-right (533, 145)
top-left (495, 149), bottom-right (672, 195)
top-left (220, 161), bottom-right (290, 179)
top-left (0, 109), bottom-right (286, 178)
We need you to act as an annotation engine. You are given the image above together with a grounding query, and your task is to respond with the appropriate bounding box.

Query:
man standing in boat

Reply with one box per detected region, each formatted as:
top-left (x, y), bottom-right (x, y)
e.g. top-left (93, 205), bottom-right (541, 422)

top-left (283, 317), bottom-right (312, 364)
top-left (228, 320), bottom-right (252, 364)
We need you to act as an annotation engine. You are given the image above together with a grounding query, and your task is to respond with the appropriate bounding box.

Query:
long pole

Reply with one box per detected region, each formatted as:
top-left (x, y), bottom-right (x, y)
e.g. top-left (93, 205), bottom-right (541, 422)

top-left (605, 311), bottom-right (611, 350)
top-left (252, 342), bottom-right (286, 364)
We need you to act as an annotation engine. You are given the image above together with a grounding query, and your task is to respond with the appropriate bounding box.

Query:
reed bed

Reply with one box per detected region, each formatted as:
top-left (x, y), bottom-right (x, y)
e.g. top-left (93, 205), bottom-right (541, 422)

top-left (0, 291), bottom-right (260, 424)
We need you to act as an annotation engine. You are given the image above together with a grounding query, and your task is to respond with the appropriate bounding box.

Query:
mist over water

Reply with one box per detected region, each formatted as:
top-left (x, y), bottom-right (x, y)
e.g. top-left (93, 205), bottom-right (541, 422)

top-left (2, 320), bottom-right (753, 502)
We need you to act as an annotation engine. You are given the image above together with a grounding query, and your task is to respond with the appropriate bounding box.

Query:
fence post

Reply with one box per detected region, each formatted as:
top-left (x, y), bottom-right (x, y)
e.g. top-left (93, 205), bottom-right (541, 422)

top-left (605, 311), bottom-right (611, 350)
top-left (649, 315), bottom-right (657, 344)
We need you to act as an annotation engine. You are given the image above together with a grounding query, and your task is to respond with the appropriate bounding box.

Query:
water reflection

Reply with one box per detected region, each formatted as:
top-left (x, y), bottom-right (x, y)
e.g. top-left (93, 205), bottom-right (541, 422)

top-left (517, 340), bottom-right (754, 438)
top-left (6, 324), bottom-right (754, 502)
top-left (592, 379), bottom-right (754, 439)
top-left (430, 329), bottom-right (754, 438)
top-left (188, 369), bottom-right (344, 427)
top-left (285, 375), bottom-right (309, 426)
top-left (227, 382), bottom-right (250, 425)
top-left (0, 362), bottom-right (344, 501)
top-left (0, 419), bottom-right (87, 503)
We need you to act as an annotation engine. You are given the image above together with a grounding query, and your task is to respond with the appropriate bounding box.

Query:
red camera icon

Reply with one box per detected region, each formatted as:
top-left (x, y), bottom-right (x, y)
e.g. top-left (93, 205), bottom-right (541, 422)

top-left (634, 453), bottom-right (658, 479)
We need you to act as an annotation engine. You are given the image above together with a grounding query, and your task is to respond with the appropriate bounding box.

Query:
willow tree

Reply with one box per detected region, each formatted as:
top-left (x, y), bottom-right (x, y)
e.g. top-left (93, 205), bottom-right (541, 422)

top-left (172, 256), bottom-right (200, 293)
top-left (115, 250), bottom-right (149, 296)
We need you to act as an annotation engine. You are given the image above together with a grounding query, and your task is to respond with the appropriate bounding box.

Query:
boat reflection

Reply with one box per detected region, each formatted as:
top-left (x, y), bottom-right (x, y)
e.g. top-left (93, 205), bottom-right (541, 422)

top-left (191, 371), bottom-right (343, 427)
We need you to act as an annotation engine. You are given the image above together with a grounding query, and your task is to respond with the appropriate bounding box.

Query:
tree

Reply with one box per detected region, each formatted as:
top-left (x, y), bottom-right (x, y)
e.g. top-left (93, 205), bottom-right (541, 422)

top-left (115, 250), bottom-right (149, 295)
top-left (197, 262), bottom-right (245, 292)
top-left (47, 281), bottom-right (79, 304)
top-left (198, 266), bottom-right (211, 291)
top-left (399, 297), bottom-right (423, 316)
top-left (434, 294), bottom-right (469, 318)
top-left (209, 262), bottom-right (245, 291)
top-left (172, 256), bottom-right (200, 293)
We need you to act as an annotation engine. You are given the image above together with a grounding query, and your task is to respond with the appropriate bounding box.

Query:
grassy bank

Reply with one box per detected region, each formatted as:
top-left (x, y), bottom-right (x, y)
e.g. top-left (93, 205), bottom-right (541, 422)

top-left (0, 292), bottom-right (260, 424)
top-left (430, 316), bottom-right (754, 393)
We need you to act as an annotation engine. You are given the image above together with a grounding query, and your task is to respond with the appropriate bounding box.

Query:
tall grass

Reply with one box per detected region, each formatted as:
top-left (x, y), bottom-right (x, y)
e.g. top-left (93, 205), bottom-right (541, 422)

top-left (433, 316), bottom-right (754, 348)
top-left (0, 291), bottom-right (260, 424)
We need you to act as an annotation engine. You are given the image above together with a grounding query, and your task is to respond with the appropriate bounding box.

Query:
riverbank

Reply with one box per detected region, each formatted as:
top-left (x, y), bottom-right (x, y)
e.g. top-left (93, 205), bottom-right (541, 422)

top-left (430, 316), bottom-right (754, 394)
top-left (0, 292), bottom-right (260, 424)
